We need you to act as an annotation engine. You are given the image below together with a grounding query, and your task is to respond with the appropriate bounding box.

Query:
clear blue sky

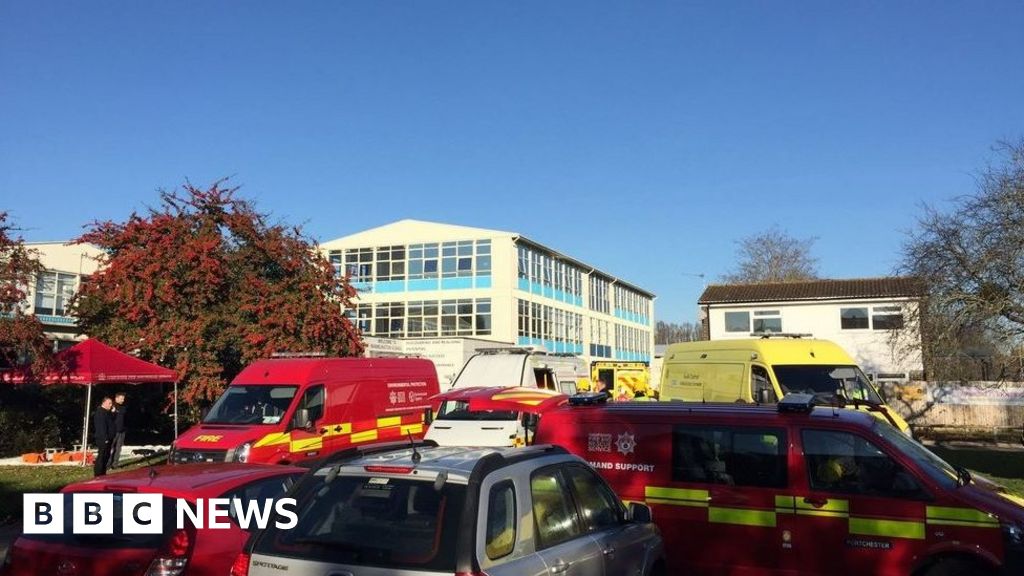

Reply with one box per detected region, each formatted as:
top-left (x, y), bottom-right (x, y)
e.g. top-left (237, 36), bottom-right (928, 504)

top-left (2, 1), bottom-right (1022, 323)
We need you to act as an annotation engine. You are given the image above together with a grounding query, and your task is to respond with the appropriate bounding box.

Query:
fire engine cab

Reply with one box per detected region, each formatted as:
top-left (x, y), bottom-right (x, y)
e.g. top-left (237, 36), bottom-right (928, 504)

top-left (171, 356), bottom-right (439, 465)
top-left (536, 394), bottom-right (1024, 576)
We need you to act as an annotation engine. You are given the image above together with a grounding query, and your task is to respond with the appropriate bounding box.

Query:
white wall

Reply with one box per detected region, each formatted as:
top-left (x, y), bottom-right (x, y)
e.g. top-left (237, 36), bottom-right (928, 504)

top-left (706, 298), bottom-right (923, 376)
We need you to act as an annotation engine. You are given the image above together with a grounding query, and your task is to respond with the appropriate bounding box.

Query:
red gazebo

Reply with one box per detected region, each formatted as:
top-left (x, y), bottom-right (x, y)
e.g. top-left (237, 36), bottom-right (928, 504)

top-left (2, 339), bottom-right (179, 464)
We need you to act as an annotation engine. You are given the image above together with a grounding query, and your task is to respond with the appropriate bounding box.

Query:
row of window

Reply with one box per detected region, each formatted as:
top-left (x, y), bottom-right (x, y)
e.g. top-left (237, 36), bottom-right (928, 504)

top-left (589, 275), bottom-right (610, 314)
top-left (724, 306), bottom-right (906, 334)
top-left (613, 284), bottom-right (649, 318)
top-left (615, 324), bottom-right (650, 357)
top-left (328, 240), bottom-right (492, 283)
top-left (673, 426), bottom-right (925, 499)
top-left (351, 298), bottom-right (492, 338)
top-left (516, 245), bottom-right (584, 298)
top-left (516, 300), bottom-right (584, 346)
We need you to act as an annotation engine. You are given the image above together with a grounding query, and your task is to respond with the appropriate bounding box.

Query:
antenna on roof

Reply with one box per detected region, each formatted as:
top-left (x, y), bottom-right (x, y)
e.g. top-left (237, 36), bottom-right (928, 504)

top-left (407, 431), bottom-right (422, 465)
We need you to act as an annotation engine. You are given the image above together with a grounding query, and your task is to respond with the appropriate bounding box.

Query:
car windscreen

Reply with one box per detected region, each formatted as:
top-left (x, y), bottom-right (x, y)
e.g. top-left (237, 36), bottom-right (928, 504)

top-left (21, 493), bottom-right (176, 549)
top-left (872, 420), bottom-right (958, 490)
top-left (437, 399), bottom-right (518, 421)
top-left (252, 472), bottom-right (466, 571)
top-left (773, 365), bottom-right (883, 405)
top-left (203, 385), bottom-right (298, 425)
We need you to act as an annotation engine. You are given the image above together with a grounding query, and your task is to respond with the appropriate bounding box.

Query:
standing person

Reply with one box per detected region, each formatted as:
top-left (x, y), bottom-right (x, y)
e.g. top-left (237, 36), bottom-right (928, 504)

top-left (93, 397), bottom-right (115, 476)
top-left (109, 392), bottom-right (127, 469)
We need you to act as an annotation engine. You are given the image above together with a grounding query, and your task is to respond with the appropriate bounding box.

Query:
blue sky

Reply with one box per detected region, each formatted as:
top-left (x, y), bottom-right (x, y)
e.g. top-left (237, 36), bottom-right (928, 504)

top-left (2, 1), bottom-right (1022, 323)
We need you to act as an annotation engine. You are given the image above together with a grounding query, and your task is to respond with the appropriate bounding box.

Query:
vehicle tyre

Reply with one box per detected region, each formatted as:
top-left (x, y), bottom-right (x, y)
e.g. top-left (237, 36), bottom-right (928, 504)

top-left (924, 556), bottom-right (992, 576)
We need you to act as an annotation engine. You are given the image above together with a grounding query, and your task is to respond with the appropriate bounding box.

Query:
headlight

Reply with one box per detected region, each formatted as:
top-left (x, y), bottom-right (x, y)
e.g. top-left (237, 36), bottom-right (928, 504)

top-left (1004, 522), bottom-right (1024, 547)
top-left (235, 442), bottom-right (252, 463)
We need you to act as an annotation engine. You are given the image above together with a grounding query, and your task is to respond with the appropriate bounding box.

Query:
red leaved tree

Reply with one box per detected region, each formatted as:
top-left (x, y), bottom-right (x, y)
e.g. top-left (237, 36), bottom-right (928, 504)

top-left (72, 181), bottom-right (363, 405)
top-left (0, 211), bottom-right (53, 374)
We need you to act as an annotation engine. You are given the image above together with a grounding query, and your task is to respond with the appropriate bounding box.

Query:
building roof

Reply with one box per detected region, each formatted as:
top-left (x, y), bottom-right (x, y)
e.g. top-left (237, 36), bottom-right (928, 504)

top-left (698, 277), bottom-right (925, 305)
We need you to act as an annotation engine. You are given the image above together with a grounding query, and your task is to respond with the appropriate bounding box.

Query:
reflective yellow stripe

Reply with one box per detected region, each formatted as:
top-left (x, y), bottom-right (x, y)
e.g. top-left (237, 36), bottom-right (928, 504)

top-left (253, 432), bottom-right (291, 448)
top-left (351, 429), bottom-right (379, 444)
top-left (645, 487), bottom-right (710, 507)
top-left (850, 518), bottom-right (925, 540)
top-left (289, 437), bottom-right (323, 452)
top-left (926, 506), bottom-right (999, 526)
top-left (794, 494), bottom-right (851, 516)
top-left (710, 507), bottom-right (777, 528)
top-left (400, 423), bottom-right (424, 435)
top-left (775, 495), bottom-right (796, 508)
top-left (377, 416), bottom-right (402, 428)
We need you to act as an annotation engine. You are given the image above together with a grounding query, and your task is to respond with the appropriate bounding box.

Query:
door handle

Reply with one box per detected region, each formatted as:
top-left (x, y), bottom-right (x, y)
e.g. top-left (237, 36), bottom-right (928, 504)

top-left (550, 559), bottom-right (572, 574)
top-left (803, 496), bottom-right (828, 508)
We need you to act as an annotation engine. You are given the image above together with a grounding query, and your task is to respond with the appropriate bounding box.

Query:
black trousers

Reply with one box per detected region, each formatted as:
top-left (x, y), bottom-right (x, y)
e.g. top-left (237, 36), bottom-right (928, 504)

top-left (94, 439), bottom-right (112, 476)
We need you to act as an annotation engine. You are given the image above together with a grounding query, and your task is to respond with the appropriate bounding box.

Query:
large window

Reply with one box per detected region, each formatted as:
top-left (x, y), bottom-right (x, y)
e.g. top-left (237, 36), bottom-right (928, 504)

top-left (840, 307), bottom-right (869, 330)
top-left (872, 306), bottom-right (904, 330)
top-left (752, 310), bottom-right (781, 333)
top-left (485, 482), bottom-right (517, 560)
top-left (673, 426), bottom-right (787, 488)
top-left (33, 271), bottom-right (79, 316)
top-left (344, 248), bottom-right (374, 282)
top-left (589, 275), bottom-right (610, 314)
top-left (530, 468), bottom-right (580, 549)
top-left (408, 243), bottom-right (439, 280)
top-left (374, 246), bottom-right (406, 281)
top-left (802, 429), bottom-right (925, 499)
top-left (724, 311), bottom-right (750, 333)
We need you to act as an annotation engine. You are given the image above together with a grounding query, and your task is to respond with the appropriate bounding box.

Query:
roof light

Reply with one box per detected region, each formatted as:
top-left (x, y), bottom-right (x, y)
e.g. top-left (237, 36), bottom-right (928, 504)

top-left (364, 465), bottom-right (414, 474)
top-left (568, 392), bottom-right (609, 406)
top-left (778, 393), bottom-right (815, 414)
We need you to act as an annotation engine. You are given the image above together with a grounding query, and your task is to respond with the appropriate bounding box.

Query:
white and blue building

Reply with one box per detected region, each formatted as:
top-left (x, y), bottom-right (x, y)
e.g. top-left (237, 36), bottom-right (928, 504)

top-left (320, 220), bottom-right (655, 365)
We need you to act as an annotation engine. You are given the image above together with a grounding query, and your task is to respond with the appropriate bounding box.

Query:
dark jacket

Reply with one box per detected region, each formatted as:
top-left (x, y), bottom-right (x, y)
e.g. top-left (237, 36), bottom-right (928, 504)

top-left (113, 403), bottom-right (126, 434)
top-left (93, 407), bottom-right (115, 442)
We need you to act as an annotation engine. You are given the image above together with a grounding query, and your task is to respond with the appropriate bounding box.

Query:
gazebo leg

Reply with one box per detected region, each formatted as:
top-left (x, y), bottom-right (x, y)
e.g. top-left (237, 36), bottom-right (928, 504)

top-left (81, 384), bottom-right (92, 467)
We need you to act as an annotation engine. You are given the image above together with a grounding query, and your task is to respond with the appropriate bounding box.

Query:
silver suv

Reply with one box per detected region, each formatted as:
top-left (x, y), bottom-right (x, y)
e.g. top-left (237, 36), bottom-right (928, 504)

top-left (238, 442), bottom-right (666, 576)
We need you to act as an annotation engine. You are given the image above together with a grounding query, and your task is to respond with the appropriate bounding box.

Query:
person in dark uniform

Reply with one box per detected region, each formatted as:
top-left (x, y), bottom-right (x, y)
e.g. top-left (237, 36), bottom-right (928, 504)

top-left (109, 392), bottom-right (127, 468)
top-left (93, 396), bottom-right (115, 476)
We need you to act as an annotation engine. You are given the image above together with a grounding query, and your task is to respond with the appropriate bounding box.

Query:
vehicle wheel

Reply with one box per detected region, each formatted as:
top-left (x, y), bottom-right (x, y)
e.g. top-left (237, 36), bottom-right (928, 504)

top-left (924, 556), bottom-right (992, 576)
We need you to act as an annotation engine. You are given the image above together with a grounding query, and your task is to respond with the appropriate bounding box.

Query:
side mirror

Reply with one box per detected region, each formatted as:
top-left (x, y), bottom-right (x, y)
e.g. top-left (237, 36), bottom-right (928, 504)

top-left (424, 407), bottom-right (434, 426)
top-left (293, 408), bottom-right (311, 431)
top-left (523, 413), bottom-right (539, 432)
top-left (627, 502), bottom-right (653, 524)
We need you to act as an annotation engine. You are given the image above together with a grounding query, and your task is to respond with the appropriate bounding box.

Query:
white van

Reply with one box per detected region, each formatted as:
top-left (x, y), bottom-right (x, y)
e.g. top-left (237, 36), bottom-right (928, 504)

top-left (448, 347), bottom-right (587, 395)
top-left (425, 386), bottom-right (567, 447)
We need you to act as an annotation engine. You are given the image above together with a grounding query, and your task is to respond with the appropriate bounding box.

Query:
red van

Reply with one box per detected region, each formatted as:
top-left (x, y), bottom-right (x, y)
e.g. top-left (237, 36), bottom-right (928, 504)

top-left (536, 394), bottom-right (1024, 576)
top-left (171, 357), bottom-right (438, 465)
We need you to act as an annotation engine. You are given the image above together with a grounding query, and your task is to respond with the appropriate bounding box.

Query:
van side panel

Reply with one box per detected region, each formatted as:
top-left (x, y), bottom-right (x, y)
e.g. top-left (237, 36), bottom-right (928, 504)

top-left (661, 362), bottom-right (748, 402)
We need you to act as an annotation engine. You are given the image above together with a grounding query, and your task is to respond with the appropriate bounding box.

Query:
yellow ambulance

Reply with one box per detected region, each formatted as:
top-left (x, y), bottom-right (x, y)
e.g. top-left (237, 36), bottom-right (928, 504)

top-left (659, 337), bottom-right (912, 434)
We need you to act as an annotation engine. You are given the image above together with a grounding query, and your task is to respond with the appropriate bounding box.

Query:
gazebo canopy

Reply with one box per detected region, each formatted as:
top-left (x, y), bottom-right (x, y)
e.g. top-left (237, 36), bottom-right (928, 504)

top-left (2, 338), bottom-right (177, 385)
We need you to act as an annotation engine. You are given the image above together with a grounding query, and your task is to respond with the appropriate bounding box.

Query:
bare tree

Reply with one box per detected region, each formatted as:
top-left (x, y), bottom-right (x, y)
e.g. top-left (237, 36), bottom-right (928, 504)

top-left (899, 140), bottom-right (1024, 381)
top-left (722, 226), bottom-right (818, 284)
top-left (655, 321), bottom-right (700, 345)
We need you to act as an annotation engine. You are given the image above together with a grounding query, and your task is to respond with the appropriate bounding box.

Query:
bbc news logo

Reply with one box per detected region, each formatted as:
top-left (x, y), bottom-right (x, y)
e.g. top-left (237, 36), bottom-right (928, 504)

top-left (23, 494), bottom-right (298, 534)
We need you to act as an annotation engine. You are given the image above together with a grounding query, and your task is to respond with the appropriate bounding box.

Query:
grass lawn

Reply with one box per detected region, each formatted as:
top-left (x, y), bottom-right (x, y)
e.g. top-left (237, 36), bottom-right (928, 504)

top-left (930, 444), bottom-right (1024, 497)
top-left (0, 454), bottom-right (167, 524)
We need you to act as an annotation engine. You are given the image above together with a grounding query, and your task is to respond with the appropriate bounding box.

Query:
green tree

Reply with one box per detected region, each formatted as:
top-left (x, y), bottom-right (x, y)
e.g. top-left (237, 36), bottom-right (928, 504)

top-left (72, 180), bottom-right (364, 404)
